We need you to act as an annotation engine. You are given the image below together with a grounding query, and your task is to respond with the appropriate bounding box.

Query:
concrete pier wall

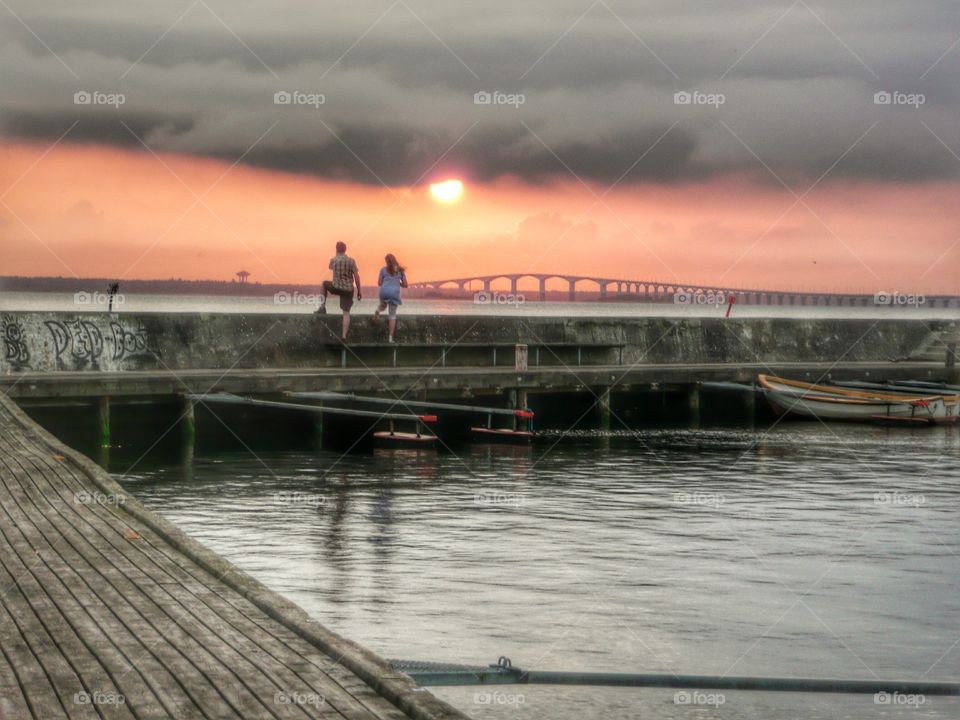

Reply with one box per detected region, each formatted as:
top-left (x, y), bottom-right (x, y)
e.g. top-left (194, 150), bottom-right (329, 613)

top-left (0, 311), bottom-right (952, 374)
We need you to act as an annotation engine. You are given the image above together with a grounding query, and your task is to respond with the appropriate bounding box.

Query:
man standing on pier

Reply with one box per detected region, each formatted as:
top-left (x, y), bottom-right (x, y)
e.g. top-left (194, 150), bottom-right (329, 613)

top-left (318, 241), bottom-right (362, 341)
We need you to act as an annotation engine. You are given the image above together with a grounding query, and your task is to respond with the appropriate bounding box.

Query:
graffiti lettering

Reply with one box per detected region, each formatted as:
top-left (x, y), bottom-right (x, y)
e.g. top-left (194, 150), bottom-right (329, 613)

top-left (2, 317), bottom-right (30, 366)
top-left (43, 319), bottom-right (152, 365)
top-left (45, 320), bottom-right (104, 361)
top-left (110, 322), bottom-right (149, 360)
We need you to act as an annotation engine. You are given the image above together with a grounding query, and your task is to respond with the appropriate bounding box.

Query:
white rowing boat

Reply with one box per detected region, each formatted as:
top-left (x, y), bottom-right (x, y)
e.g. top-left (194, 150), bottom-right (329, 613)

top-left (758, 374), bottom-right (960, 425)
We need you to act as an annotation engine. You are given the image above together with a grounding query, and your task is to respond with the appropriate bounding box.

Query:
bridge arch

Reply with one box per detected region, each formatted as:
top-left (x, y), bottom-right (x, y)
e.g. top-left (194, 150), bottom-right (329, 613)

top-left (433, 279), bottom-right (465, 290)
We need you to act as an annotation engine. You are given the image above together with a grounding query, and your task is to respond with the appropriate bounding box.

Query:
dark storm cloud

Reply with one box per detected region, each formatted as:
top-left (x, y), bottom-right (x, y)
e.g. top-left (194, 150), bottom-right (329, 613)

top-left (235, 123), bottom-right (697, 186)
top-left (1, 0), bottom-right (959, 186)
top-left (1, 111), bottom-right (194, 148)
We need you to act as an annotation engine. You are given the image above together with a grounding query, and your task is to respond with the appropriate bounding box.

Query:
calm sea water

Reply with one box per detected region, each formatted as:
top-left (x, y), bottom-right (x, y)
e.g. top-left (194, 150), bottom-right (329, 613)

top-left (2, 290), bottom-right (958, 319)
top-left (115, 426), bottom-right (960, 720)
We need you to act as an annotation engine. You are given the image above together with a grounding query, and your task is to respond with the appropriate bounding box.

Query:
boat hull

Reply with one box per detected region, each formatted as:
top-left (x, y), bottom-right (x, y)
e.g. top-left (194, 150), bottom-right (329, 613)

top-left (763, 389), bottom-right (953, 424)
top-left (759, 375), bottom-right (959, 425)
top-left (372, 431), bottom-right (438, 448)
top-left (470, 427), bottom-right (534, 444)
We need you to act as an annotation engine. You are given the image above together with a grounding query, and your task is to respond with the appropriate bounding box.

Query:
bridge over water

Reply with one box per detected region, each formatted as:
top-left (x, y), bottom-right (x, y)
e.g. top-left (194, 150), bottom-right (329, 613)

top-left (409, 274), bottom-right (959, 307)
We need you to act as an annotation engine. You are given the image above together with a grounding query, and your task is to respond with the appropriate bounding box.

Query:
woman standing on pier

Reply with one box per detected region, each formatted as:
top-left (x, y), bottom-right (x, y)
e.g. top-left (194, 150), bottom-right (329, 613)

top-left (374, 253), bottom-right (408, 343)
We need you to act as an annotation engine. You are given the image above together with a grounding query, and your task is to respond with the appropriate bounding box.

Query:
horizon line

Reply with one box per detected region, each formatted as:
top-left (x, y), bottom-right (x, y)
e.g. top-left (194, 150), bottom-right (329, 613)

top-left (1, 274), bottom-right (956, 299)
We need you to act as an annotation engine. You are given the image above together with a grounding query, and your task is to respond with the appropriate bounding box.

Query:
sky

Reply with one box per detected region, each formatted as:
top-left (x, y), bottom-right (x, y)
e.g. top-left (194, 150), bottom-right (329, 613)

top-left (1, 1), bottom-right (959, 293)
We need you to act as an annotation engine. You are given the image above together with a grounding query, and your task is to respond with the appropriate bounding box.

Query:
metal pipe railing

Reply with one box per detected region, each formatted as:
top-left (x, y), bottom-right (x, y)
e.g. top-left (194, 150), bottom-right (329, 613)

top-left (391, 658), bottom-right (960, 695)
top-left (285, 391), bottom-right (533, 418)
top-left (187, 393), bottom-right (437, 423)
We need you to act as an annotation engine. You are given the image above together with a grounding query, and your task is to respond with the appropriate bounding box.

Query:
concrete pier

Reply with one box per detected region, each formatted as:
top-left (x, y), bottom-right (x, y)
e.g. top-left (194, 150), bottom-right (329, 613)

top-left (0, 393), bottom-right (466, 720)
top-left (0, 312), bottom-right (946, 371)
top-left (0, 313), bottom-right (955, 398)
top-left (0, 312), bottom-right (956, 442)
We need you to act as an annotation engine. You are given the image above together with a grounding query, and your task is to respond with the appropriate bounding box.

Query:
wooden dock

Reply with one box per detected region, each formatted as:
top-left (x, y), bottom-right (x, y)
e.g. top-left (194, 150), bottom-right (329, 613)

top-left (0, 393), bottom-right (467, 720)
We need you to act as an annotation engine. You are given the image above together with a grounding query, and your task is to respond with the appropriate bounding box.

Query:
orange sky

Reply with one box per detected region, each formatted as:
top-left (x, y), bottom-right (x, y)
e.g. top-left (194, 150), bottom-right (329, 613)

top-left (1, 140), bottom-right (958, 294)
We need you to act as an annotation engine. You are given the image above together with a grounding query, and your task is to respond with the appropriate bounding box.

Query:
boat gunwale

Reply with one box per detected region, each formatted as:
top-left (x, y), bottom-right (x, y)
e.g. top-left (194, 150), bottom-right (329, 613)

top-left (758, 374), bottom-right (959, 403)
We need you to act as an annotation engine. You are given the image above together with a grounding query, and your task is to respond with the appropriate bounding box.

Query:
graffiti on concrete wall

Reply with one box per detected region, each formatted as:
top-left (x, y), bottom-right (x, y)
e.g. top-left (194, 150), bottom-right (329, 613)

top-left (2, 316), bottom-right (31, 368)
top-left (0, 314), bottom-right (156, 372)
top-left (110, 322), bottom-right (151, 360)
top-left (43, 319), bottom-right (151, 363)
top-left (45, 319), bottom-right (104, 362)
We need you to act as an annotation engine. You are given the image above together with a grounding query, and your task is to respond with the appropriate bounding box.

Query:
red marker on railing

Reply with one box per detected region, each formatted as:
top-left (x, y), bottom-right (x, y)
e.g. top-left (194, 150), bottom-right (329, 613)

top-left (725, 294), bottom-right (736, 318)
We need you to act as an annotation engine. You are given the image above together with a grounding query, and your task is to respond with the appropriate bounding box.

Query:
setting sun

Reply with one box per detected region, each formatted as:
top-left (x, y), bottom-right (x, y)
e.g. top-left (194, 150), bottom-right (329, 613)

top-left (429, 179), bottom-right (463, 203)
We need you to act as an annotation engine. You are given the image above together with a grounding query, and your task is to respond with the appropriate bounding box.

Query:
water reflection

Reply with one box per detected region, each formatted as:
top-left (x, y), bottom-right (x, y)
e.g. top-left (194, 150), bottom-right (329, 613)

top-left (117, 425), bottom-right (960, 720)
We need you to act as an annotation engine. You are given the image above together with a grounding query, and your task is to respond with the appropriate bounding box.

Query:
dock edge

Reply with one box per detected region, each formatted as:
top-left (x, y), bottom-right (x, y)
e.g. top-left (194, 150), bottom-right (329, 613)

top-left (0, 392), bottom-right (471, 720)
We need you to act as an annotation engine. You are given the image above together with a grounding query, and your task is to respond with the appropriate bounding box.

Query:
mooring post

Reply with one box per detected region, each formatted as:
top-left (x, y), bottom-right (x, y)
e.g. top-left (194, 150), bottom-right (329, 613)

top-left (686, 384), bottom-right (701, 427)
top-left (947, 340), bottom-right (958, 383)
top-left (517, 389), bottom-right (529, 431)
top-left (180, 395), bottom-right (196, 449)
top-left (742, 384), bottom-right (757, 425)
top-left (313, 401), bottom-right (324, 449)
top-left (598, 387), bottom-right (612, 431)
top-left (97, 396), bottom-right (110, 448)
top-left (96, 396), bottom-right (110, 467)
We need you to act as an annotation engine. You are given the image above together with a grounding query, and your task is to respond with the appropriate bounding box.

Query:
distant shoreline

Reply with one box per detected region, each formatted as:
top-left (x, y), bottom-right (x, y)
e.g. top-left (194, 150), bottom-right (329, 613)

top-left (4, 276), bottom-right (957, 305)
top-left (0, 275), bottom-right (604, 302)
top-left (0, 275), bottom-right (326, 296)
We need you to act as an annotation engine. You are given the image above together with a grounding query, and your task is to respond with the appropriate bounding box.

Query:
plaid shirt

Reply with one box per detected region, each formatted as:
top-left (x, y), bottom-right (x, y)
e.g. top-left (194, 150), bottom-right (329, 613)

top-left (329, 254), bottom-right (358, 291)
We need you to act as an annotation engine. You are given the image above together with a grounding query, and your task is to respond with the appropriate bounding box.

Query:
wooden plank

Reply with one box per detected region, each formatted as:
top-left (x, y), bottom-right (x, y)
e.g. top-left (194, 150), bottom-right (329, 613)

top-left (0, 395), bottom-right (461, 720)
top-left (0, 636), bottom-right (34, 720)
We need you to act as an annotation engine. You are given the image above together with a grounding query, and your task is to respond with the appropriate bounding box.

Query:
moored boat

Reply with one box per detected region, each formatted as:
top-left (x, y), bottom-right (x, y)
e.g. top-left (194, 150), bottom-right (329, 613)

top-left (758, 374), bottom-right (960, 425)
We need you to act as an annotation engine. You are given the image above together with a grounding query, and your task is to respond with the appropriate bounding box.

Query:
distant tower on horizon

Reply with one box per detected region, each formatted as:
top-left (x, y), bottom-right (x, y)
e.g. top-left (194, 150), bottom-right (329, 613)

top-left (235, 270), bottom-right (251, 284)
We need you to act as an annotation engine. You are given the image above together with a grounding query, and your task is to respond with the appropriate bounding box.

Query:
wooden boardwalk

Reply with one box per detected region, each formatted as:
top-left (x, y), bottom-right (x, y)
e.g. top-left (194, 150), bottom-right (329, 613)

top-left (0, 394), bottom-right (467, 720)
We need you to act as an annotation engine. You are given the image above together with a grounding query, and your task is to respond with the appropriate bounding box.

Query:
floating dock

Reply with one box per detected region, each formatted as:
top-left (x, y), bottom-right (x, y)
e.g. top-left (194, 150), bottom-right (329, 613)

top-left (0, 393), bottom-right (467, 719)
